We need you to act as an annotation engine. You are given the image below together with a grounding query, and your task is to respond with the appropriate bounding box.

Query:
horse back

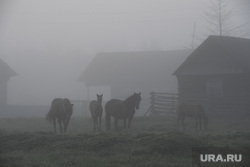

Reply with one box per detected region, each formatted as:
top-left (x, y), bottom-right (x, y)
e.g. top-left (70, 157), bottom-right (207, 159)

top-left (49, 98), bottom-right (73, 120)
top-left (178, 103), bottom-right (205, 118)
top-left (50, 98), bottom-right (64, 112)
top-left (105, 99), bottom-right (134, 119)
top-left (105, 99), bottom-right (122, 111)
top-left (105, 99), bottom-right (123, 114)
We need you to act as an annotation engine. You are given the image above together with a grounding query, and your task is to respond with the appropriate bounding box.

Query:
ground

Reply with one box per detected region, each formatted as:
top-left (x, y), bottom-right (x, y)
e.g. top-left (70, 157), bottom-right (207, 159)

top-left (0, 114), bottom-right (250, 167)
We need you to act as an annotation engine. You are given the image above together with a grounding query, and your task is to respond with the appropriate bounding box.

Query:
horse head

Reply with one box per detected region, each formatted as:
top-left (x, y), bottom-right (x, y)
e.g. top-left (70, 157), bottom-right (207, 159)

top-left (97, 94), bottom-right (103, 103)
top-left (63, 98), bottom-right (74, 122)
top-left (133, 92), bottom-right (141, 110)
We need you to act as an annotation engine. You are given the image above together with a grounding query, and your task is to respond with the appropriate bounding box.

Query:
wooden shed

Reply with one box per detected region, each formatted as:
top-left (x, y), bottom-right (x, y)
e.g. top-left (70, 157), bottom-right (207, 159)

top-left (79, 50), bottom-right (191, 99)
top-left (173, 35), bottom-right (250, 112)
top-left (0, 59), bottom-right (17, 106)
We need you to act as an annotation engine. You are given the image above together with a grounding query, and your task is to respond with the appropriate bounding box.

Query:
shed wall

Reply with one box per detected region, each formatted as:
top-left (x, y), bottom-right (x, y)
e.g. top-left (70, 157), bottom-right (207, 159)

top-left (177, 74), bottom-right (250, 112)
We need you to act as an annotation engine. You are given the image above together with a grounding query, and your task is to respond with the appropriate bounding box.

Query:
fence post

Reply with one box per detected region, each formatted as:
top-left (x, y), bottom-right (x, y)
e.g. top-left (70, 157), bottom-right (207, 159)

top-left (149, 91), bottom-right (178, 115)
top-left (172, 94), bottom-right (174, 112)
top-left (150, 91), bottom-right (155, 114)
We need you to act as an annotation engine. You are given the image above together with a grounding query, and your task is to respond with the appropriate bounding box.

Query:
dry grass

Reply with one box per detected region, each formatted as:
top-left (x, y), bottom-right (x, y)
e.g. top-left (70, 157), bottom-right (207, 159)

top-left (0, 114), bottom-right (250, 167)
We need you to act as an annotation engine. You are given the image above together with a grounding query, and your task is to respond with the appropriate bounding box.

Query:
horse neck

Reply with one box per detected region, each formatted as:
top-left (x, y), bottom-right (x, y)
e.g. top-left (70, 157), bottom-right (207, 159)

top-left (96, 100), bottom-right (102, 105)
top-left (124, 96), bottom-right (135, 109)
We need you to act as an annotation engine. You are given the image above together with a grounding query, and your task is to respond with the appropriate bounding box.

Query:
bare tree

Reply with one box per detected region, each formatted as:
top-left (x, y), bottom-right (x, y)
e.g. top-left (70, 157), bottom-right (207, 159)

top-left (204, 0), bottom-right (247, 36)
top-left (190, 0), bottom-right (248, 49)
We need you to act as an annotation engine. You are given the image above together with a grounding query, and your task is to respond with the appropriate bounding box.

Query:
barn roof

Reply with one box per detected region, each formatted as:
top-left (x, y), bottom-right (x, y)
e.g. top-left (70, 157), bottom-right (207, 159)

top-left (173, 35), bottom-right (250, 76)
top-left (79, 50), bottom-right (191, 87)
top-left (0, 59), bottom-right (17, 81)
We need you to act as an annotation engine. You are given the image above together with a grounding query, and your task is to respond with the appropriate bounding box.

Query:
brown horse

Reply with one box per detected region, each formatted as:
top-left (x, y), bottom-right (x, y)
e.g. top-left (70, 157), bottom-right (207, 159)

top-left (46, 98), bottom-right (74, 133)
top-left (177, 103), bottom-right (207, 130)
top-left (89, 94), bottom-right (103, 131)
top-left (105, 92), bottom-right (141, 131)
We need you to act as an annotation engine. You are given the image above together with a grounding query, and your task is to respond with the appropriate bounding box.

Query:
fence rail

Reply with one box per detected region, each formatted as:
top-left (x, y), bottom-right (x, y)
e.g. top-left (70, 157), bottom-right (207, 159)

top-left (146, 92), bottom-right (178, 115)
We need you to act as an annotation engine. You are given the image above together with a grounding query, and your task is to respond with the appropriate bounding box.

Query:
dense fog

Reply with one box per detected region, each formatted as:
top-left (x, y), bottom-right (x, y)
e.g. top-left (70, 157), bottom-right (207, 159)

top-left (0, 0), bottom-right (249, 106)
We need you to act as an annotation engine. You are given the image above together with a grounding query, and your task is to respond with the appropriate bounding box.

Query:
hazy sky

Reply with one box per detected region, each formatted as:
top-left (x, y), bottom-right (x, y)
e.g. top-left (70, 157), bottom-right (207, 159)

top-left (0, 0), bottom-right (249, 105)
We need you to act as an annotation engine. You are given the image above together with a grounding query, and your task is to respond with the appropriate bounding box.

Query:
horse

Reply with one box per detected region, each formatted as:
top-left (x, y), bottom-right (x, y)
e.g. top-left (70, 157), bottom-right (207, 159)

top-left (105, 92), bottom-right (141, 131)
top-left (89, 94), bottom-right (103, 131)
top-left (46, 98), bottom-right (74, 133)
top-left (177, 102), bottom-right (207, 130)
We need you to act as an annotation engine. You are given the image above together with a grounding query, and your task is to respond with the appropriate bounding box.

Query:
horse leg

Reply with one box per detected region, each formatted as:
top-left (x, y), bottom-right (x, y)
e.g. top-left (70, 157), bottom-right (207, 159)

top-left (96, 117), bottom-right (98, 131)
top-left (199, 117), bottom-right (202, 130)
top-left (114, 118), bottom-right (118, 131)
top-left (58, 120), bottom-right (63, 133)
top-left (128, 118), bottom-right (132, 128)
top-left (63, 120), bottom-right (68, 133)
top-left (195, 117), bottom-right (198, 130)
top-left (105, 115), bottom-right (111, 131)
top-left (91, 113), bottom-right (96, 132)
top-left (181, 116), bottom-right (185, 130)
top-left (93, 117), bottom-right (97, 132)
top-left (177, 115), bottom-right (180, 129)
top-left (123, 119), bottom-right (127, 129)
top-left (203, 117), bottom-right (207, 130)
top-left (99, 116), bottom-right (102, 131)
top-left (97, 116), bottom-right (101, 131)
top-left (52, 118), bottom-right (57, 133)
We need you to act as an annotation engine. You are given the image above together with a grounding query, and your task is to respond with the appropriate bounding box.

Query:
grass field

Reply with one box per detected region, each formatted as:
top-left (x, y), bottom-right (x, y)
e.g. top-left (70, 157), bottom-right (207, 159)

top-left (0, 114), bottom-right (250, 167)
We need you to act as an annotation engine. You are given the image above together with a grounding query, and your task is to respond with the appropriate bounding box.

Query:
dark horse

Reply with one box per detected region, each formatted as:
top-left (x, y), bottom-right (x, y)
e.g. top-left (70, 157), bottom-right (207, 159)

top-left (89, 94), bottom-right (103, 131)
top-left (46, 98), bottom-right (74, 133)
top-left (177, 103), bottom-right (207, 130)
top-left (105, 92), bottom-right (141, 131)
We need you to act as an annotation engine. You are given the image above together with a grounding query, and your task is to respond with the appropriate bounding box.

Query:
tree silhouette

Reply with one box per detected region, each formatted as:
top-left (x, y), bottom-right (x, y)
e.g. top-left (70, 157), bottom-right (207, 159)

top-left (190, 0), bottom-right (248, 49)
top-left (204, 0), bottom-right (247, 36)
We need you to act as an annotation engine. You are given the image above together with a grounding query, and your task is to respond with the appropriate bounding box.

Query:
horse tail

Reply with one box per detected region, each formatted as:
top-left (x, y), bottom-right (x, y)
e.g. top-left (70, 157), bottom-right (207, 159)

top-left (46, 109), bottom-right (52, 122)
top-left (46, 98), bottom-right (57, 122)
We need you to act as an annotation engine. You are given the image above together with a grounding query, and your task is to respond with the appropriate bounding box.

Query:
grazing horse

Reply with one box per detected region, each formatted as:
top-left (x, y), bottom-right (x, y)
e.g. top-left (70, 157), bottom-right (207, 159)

top-left (105, 92), bottom-right (141, 131)
top-left (89, 94), bottom-right (103, 131)
top-left (46, 98), bottom-right (74, 133)
top-left (177, 103), bottom-right (207, 130)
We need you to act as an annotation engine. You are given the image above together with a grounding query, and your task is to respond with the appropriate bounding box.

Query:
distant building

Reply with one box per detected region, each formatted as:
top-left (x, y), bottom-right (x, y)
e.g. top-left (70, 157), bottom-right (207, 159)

top-left (79, 50), bottom-right (191, 100)
top-left (0, 59), bottom-right (17, 106)
top-left (173, 35), bottom-right (250, 112)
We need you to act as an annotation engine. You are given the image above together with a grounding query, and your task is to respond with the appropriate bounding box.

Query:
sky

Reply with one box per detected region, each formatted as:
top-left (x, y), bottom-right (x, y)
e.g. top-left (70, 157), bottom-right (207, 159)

top-left (0, 0), bottom-right (249, 105)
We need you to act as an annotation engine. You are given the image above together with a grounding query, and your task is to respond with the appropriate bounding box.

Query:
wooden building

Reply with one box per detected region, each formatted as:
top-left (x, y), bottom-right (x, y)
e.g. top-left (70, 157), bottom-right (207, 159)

top-left (173, 35), bottom-right (250, 112)
top-left (0, 59), bottom-right (17, 106)
top-left (79, 50), bottom-right (191, 100)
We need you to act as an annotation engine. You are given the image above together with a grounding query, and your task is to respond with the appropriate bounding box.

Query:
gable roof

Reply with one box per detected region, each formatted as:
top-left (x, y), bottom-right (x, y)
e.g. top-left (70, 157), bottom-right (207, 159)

top-left (79, 50), bottom-right (191, 88)
top-left (173, 35), bottom-right (250, 76)
top-left (0, 59), bottom-right (17, 81)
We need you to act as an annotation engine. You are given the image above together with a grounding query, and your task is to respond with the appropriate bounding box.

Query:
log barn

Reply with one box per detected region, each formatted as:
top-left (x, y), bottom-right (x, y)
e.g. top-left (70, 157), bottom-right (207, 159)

top-left (0, 59), bottom-right (17, 107)
top-left (173, 35), bottom-right (250, 112)
top-left (79, 50), bottom-right (191, 100)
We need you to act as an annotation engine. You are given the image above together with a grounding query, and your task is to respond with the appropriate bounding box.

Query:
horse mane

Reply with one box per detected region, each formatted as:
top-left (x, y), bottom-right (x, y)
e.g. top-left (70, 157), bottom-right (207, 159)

top-left (124, 94), bottom-right (135, 108)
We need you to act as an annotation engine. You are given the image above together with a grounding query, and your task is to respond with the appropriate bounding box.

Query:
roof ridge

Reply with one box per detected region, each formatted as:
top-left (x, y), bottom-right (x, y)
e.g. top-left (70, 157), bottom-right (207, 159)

top-left (212, 36), bottom-right (250, 72)
top-left (173, 35), bottom-right (250, 76)
top-left (96, 49), bottom-right (191, 55)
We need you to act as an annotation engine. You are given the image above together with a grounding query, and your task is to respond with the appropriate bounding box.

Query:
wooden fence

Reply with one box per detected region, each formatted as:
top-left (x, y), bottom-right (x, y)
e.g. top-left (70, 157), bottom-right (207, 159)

top-left (146, 92), bottom-right (178, 115)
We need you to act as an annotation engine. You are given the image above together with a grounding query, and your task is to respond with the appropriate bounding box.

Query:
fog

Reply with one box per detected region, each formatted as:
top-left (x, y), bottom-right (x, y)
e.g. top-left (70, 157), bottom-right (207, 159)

top-left (0, 0), bottom-right (249, 105)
